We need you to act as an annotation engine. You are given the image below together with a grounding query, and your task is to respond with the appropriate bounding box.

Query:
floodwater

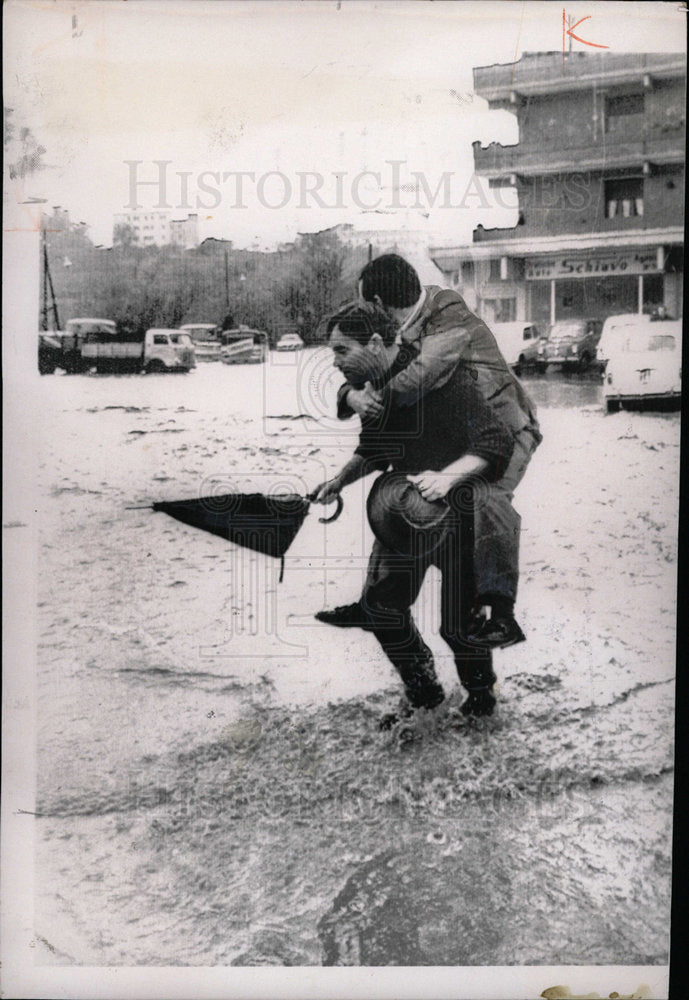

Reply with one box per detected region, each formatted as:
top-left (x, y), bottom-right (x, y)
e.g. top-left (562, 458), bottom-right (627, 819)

top-left (8, 352), bottom-right (676, 967)
top-left (519, 369), bottom-right (605, 409)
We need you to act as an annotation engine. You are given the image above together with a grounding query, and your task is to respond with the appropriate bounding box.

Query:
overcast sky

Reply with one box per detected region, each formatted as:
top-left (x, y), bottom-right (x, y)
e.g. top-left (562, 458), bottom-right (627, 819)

top-left (4, 0), bottom-right (685, 249)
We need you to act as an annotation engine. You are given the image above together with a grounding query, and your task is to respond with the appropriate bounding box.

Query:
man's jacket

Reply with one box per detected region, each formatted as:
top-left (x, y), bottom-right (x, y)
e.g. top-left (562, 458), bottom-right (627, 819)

top-left (338, 287), bottom-right (542, 446)
top-left (354, 360), bottom-right (514, 482)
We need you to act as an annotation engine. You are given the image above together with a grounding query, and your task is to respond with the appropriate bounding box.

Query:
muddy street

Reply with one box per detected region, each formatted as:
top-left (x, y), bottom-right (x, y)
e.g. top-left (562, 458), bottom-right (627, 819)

top-left (13, 356), bottom-right (676, 968)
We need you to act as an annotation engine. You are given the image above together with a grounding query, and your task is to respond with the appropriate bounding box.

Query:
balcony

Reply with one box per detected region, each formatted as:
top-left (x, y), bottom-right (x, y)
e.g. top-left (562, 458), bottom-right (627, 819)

top-left (472, 224), bottom-right (522, 244)
top-left (473, 135), bottom-right (685, 179)
top-left (473, 52), bottom-right (685, 101)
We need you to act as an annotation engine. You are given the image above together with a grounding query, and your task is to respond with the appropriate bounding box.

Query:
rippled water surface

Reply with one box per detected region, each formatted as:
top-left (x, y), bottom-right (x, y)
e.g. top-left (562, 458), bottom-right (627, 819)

top-left (20, 357), bottom-right (677, 966)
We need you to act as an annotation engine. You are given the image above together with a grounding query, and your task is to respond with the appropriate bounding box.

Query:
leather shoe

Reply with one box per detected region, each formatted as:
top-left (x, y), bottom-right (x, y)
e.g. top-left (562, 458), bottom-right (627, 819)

top-left (314, 601), bottom-right (374, 630)
top-left (468, 616), bottom-right (525, 649)
top-left (461, 688), bottom-right (497, 718)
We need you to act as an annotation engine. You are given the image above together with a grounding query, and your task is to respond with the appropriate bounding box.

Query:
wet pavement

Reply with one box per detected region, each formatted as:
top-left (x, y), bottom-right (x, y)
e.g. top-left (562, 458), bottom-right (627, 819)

top-left (23, 357), bottom-right (677, 967)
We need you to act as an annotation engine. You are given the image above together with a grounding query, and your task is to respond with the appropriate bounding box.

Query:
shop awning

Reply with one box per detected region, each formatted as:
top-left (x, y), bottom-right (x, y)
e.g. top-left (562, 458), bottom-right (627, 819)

top-left (430, 226), bottom-right (684, 269)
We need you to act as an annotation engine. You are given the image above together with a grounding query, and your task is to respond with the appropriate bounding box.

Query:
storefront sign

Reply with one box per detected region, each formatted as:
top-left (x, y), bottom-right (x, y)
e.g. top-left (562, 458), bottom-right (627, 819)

top-left (526, 250), bottom-right (660, 280)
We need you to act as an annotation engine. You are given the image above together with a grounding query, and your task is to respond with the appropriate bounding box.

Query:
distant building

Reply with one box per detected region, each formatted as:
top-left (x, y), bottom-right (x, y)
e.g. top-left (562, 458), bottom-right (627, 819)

top-left (113, 210), bottom-right (171, 247)
top-left (430, 52), bottom-right (685, 324)
top-left (311, 222), bottom-right (447, 285)
top-left (113, 210), bottom-right (199, 248)
top-left (43, 206), bottom-right (80, 234)
top-left (170, 213), bottom-right (199, 249)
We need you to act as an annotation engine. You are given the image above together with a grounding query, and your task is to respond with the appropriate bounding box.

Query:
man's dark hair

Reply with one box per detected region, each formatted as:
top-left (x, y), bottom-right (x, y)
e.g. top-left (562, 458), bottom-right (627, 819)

top-left (359, 253), bottom-right (422, 309)
top-left (326, 301), bottom-right (398, 346)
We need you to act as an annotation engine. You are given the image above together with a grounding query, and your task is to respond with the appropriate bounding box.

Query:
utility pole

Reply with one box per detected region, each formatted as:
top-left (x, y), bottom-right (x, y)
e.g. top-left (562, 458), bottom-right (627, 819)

top-left (41, 223), bottom-right (48, 331)
top-left (41, 221), bottom-right (60, 331)
top-left (224, 249), bottom-right (230, 310)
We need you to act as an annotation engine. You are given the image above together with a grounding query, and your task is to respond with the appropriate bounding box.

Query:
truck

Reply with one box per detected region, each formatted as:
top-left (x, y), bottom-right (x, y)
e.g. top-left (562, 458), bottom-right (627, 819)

top-left (38, 319), bottom-right (196, 374)
top-left (179, 323), bottom-right (222, 362)
top-left (219, 327), bottom-right (268, 364)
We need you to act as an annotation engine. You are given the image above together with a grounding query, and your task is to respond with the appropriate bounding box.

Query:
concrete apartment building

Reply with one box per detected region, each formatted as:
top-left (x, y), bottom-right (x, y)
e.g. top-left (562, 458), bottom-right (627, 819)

top-left (113, 209), bottom-right (171, 246)
top-left (112, 211), bottom-right (199, 248)
top-left (170, 213), bottom-right (199, 249)
top-left (430, 52), bottom-right (685, 326)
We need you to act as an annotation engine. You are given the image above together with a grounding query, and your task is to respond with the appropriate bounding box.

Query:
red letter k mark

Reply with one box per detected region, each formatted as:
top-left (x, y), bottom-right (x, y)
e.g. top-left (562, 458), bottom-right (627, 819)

top-left (563, 9), bottom-right (610, 55)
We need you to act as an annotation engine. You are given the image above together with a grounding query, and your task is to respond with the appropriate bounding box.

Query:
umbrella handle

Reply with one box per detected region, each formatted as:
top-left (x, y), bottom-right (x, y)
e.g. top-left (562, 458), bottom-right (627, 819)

top-left (306, 490), bottom-right (344, 523)
top-left (317, 492), bottom-right (344, 524)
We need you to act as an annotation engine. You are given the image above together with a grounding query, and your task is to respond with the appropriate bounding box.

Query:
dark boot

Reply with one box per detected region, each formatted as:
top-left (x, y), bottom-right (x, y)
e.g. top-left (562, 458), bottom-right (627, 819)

top-left (378, 678), bottom-right (445, 731)
top-left (315, 601), bottom-right (375, 630)
top-left (404, 663), bottom-right (446, 711)
top-left (461, 687), bottom-right (497, 718)
top-left (468, 594), bottom-right (525, 649)
top-left (468, 617), bottom-right (525, 649)
top-left (369, 609), bottom-right (445, 723)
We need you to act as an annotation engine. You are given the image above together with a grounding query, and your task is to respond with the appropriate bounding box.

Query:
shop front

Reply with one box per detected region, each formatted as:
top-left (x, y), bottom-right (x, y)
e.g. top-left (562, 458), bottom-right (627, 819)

top-left (525, 247), bottom-right (672, 325)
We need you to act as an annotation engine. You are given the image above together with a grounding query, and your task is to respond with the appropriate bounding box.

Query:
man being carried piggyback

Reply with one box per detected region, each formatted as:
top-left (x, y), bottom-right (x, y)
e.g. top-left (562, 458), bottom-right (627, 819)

top-left (317, 253), bottom-right (542, 649)
top-left (313, 301), bottom-right (514, 722)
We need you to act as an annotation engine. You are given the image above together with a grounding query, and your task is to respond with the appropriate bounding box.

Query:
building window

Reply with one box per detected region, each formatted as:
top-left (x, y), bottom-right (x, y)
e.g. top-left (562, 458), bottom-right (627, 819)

top-left (489, 259), bottom-right (502, 281)
top-left (605, 93), bottom-right (644, 132)
top-left (604, 177), bottom-right (643, 219)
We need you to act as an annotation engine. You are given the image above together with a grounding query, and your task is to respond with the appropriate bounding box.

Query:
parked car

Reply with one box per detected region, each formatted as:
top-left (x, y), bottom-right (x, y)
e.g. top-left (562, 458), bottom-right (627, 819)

top-left (490, 322), bottom-right (546, 375)
top-left (603, 320), bottom-right (681, 412)
top-left (220, 328), bottom-right (267, 364)
top-left (179, 323), bottom-right (222, 362)
top-left (596, 314), bottom-right (647, 370)
top-left (276, 332), bottom-right (304, 352)
top-left (542, 318), bottom-right (603, 372)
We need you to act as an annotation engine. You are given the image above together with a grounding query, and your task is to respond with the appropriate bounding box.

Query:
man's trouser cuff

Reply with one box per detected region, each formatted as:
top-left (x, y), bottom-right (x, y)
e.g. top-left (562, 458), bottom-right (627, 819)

top-left (455, 656), bottom-right (496, 692)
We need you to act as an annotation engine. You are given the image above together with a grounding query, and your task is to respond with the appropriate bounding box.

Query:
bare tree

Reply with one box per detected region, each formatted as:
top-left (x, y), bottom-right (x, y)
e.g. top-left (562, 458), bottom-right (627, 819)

top-left (113, 223), bottom-right (136, 249)
top-left (4, 108), bottom-right (46, 179)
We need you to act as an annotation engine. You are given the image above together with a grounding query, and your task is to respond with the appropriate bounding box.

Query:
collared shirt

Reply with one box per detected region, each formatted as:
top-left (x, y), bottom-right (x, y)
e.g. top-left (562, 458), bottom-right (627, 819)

top-left (395, 287), bottom-right (427, 343)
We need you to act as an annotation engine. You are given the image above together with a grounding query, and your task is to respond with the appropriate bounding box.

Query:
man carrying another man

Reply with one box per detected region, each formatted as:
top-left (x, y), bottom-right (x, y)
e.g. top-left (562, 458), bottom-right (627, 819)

top-left (317, 253), bottom-right (542, 649)
top-left (312, 301), bottom-right (514, 721)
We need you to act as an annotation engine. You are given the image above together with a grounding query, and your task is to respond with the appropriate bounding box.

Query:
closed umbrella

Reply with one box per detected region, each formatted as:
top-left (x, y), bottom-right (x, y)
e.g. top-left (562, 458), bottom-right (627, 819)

top-left (131, 490), bottom-right (342, 581)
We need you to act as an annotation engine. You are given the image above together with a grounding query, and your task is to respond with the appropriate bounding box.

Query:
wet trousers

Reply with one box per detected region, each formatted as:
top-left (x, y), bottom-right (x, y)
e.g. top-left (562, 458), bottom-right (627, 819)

top-left (472, 425), bottom-right (540, 604)
top-left (361, 498), bottom-right (495, 708)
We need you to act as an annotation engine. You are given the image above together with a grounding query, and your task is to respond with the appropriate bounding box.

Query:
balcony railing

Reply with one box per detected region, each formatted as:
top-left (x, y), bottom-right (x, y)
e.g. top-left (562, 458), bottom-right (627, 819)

top-left (473, 53), bottom-right (685, 99)
top-left (473, 134), bottom-right (685, 177)
top-left (472, 211), bottom-right (671, 244)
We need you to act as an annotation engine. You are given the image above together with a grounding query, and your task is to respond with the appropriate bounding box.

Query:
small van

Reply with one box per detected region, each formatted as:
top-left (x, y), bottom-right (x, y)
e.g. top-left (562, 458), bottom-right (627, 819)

top-left (603, 320), bottom-right (682, 412)
top-left (490, 322), bottom-right (546, 375)
top-left (596, 314), bottom-right (647, 369)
